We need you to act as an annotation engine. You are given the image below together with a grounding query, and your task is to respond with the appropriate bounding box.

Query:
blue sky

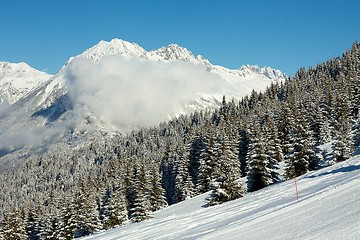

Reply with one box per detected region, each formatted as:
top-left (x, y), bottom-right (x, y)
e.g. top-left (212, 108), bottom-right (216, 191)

top-left (1, 0), bottom-right (359, 76)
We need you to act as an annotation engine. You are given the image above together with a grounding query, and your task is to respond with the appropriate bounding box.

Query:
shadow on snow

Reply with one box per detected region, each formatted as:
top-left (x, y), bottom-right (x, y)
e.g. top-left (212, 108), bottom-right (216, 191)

top-left (306, 164), bottom-right (360, 179)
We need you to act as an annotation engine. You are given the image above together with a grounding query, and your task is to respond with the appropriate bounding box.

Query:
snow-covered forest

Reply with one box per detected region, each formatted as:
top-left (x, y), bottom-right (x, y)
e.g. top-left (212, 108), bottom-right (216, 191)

top-left (82, 155), bottom-right (360, 240)
top-left (0, 41), bottom-right (359, 239)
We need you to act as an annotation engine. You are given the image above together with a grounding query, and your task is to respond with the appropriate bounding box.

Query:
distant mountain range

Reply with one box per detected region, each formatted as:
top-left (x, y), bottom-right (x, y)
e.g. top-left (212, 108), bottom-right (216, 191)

top-left (0, 39), bottom-right (287, 169)
top-left (1, 39), bottom-right (287, 108)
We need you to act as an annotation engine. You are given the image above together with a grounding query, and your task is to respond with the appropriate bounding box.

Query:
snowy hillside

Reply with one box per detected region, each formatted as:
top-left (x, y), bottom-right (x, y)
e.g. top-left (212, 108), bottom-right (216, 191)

top-left (0, 62), bottom-right (51, 105)
top-left (83, 155), bottom-right (360, 240)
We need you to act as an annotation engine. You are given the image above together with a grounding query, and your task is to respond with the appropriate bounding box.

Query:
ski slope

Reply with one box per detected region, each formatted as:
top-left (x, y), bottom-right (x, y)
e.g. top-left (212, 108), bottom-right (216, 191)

top-left (83, 155), bottom-right (360, 240)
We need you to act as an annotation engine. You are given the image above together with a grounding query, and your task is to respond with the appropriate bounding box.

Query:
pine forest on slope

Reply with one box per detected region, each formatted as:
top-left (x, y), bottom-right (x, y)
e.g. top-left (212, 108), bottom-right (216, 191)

top-left (0, 41), bottom-right (359, 239)
top-left (82, 155), bottom-right (360, 240)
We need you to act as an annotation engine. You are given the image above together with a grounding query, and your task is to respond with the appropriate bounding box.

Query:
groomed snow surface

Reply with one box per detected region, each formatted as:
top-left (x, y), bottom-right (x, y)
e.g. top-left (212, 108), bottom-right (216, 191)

top-left (83, 155), bottom-right (360, 240)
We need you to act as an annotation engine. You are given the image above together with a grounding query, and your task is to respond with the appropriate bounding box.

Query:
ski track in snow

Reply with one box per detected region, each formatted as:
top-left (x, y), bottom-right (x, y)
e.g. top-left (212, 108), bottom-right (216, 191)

top-left (82, 155), bottom-right (360, 240)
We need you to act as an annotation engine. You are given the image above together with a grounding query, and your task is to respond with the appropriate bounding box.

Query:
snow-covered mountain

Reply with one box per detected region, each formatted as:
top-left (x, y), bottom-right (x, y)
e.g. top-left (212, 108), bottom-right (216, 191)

top-left (0, 39), bottom-right (287, 168)
top-left (0, 62), bottom-right (51, 105)
top-left (2, 39), bottom-right (287, 133)
top-left (82, 155), bottom-right (360, 240)
top-left (79, 39), bottom-right (286, 81)
top-left (1, 40), bottom-right (286, 111)
top-left (35, 38), bottom-right (287, 123)
top-left (80, 39), bottom-right (148, 61)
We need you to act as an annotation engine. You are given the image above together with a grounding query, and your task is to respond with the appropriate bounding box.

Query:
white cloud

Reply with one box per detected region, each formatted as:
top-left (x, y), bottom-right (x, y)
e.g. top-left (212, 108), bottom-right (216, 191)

top-left (65, 55), bottom-right (224, 132)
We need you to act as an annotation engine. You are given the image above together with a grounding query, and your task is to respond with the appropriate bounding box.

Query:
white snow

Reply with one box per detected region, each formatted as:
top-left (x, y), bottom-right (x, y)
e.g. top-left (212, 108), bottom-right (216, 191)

top-left (82, 155), bottom-right (360, 240)
top-left (0, 62), bottom-right (51, 104)
top-left (80, 39), bottom-right (148, 61)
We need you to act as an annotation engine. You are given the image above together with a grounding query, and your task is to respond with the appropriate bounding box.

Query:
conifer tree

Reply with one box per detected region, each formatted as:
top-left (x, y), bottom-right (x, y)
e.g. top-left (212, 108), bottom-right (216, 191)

top-left (148, 163), bottom-right (168, 212)
top-left (246, 119), bottom-right (272, 192)
top-left (40, 212), bottom-right (59, 240)
top-left (25, 206), bottom-right (41, 240)
top-left (284, 103), bottom-right (316, 178)
top-left (1, 209), bottom-right (27, 240)
top-left (129, 187), bottom-right (151, 223)
top-left (207, 125), bottom-right (245, 205)
top-left (238, 127), bottom-right (250, 177)
top-left (263, 113), bottom-right (282, 182)
top-left (219, 126), bottom-right (244, 200)
top-left (58, 198), bottom-right (77, 240)
top-left (39, 192), bottom-right (61, 240)
top-left (187, 132), bottom-right (207, 192)
top-left (160, 139), bottom-right (177, 204)
top-left (197, 128), bottom-right (218, 193)
top-left (101, 187), bottom-right (127, 229)
top-left (73, 181), bottom-right (101, 237)
top-left (332, 94), bottom-right (354, 162)
top-left (173, 142), bottom-right (196, 202)
top-left (128, 162), bottom-right (152, 223)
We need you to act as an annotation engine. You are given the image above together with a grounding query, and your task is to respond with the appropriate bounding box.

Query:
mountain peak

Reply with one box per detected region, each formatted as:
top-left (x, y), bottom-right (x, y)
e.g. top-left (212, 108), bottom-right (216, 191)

top-left (79, 38), bottom-right (147, 61)
top-left (0, 61), bottom-right (33, 76)
top-left (238, 64), bottom-right (287, 81)
top-left (148, 44), bottom-right (195, 62)
top-left (79, 39), bottom-right (197, 63)
top-left (0, 61), bottom-right (52, 104)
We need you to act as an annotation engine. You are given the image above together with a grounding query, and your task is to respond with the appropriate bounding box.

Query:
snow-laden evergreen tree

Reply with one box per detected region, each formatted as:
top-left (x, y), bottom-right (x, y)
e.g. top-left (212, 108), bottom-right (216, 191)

top-left (280, 103), bottom-right (298, 179)
top-left (148, 162), bottom-right (168, 212)
top-left (101, 187), bottom-right (128, 229)
top-left (99, 158), bottom-right (129, 229)
top-left (41, 213), bottom-right (59, 239)
top-left (39, 191), bottom-right (61, 239)
top-left (284, 102), bottom-right (316, 178)
top-left (311, 99), bottom-right (329, 144)
top-left (263, 112), bottom-right (282, 182)
top-left (331, 93), bottom-right (354, 163)
top-left (129, 188), bottom-right (151, 223)
top-left (197, 127), bottom-right (218, 193)
top-left (319, 113), bottom-right (332, 145)
top-left (57, 197), bottom-right (77, 240)
top-left (25, 206), bottom-right (41, 240)
top-left (129, 162), bottom-right (152, 223)
top-left (187, 131), bottom-right (207, 193)
top-left (344, 42), bottom-right (360, 121)
top-left (173, 142), bottom-right (196, 202)
top-left (246, 119), bottom-right (272, 192)
top-left (291, 124), bottom-right (313, 175)
top-left (238, 125), bottom-right (250, 177)
top-left (160, 139), bottom-right (177, 204)
top-left (0, 208), bottom-right (27, 240)
top-left (207, 124), bottom-right (245, 205)
top-left (73, 180), bottom-right (101, 237)
top-left (220, 125), bottom-right (244, 200)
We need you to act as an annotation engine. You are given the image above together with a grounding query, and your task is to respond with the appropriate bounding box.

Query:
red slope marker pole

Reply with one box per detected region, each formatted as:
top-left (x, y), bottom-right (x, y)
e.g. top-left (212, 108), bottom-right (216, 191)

top-left (294, 176), bottom-right (299, 203)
